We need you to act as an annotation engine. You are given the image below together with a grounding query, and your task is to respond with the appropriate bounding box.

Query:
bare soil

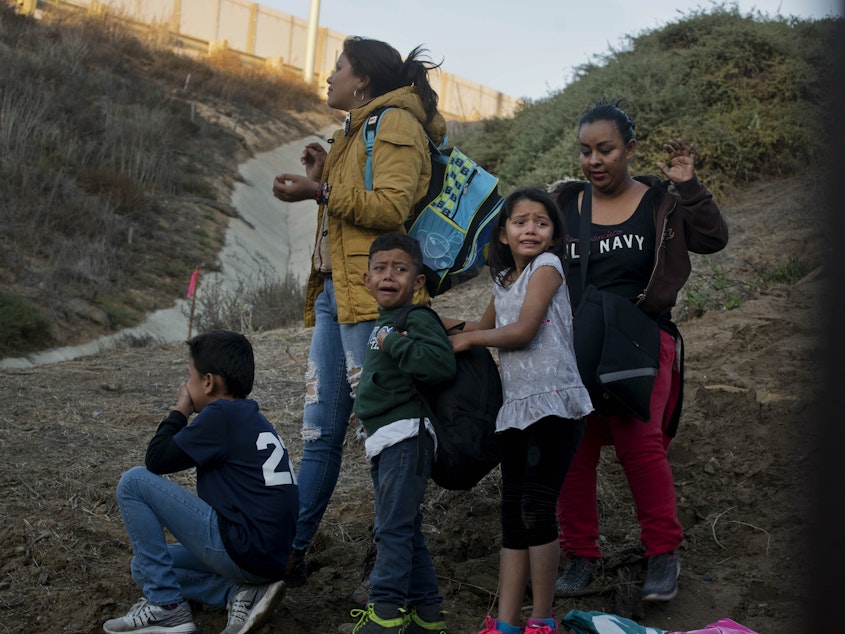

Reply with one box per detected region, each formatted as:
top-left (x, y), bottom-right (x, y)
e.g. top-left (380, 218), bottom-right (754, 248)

top-left (0, 175), bottom-right (824, 633)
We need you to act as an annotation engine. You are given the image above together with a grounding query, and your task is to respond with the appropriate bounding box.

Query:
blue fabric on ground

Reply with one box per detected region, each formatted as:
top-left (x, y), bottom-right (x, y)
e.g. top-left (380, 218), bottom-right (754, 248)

top-left (562, 610), bottom-right (666, 634)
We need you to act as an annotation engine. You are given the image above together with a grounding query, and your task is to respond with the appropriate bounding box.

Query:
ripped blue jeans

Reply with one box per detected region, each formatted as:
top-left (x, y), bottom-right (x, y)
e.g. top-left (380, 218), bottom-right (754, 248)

top-left (292, 277), bottom-right (374, 552)
top-left (116, 466), bottom-right (269, 609)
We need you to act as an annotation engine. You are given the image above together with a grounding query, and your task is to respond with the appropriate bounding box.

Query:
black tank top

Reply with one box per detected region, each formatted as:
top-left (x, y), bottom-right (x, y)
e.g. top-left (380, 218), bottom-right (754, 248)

top-left (563, 188), bottom-right (656, 307)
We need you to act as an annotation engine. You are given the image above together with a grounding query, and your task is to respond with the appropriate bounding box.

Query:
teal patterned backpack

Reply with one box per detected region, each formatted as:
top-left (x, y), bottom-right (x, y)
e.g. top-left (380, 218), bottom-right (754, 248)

top-left (363, 107), bottom-right (503, 297)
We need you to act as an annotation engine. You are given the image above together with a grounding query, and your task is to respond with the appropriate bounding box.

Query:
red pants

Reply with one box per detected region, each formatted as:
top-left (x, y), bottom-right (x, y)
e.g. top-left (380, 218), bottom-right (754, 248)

top-left (557, 329), bottom-right (684, 559)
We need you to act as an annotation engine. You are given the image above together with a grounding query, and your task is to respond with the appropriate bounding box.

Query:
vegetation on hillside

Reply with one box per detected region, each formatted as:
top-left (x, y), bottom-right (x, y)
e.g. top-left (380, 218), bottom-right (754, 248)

top-left (0, 2), bottom-right (836, 359)
top-left (0, 2), bottom-right (320, 357)
top-left (456, 6), bottom-right (836, 195)
top-left (450, 5), bottom-right (834, 320)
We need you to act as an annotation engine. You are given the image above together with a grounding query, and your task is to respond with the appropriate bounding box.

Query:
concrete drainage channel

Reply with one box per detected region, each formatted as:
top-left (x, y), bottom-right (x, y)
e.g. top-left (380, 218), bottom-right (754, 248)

top-left (0, 129), bottom-right (332, 369)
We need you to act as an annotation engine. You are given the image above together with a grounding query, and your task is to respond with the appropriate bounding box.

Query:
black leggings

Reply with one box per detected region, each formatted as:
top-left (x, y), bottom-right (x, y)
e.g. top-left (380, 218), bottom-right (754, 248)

top-left (500, 416), bottom-right (585, 549)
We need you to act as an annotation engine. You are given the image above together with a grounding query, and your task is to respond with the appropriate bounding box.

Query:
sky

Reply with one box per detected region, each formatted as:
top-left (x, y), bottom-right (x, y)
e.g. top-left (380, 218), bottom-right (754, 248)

top-left (263, 0), bottom-right (842, 101)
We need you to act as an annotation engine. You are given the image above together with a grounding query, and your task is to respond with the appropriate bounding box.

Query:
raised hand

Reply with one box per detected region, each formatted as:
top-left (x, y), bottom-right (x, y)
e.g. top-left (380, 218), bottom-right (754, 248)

top-left (656, 138), bottom-right (696, 184)
top-left (301, 142), bottom-right (327, 181)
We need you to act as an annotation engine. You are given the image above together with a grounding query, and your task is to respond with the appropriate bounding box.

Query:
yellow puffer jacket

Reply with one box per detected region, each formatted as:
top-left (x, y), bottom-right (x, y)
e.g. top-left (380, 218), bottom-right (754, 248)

top-left (304, 86), bottom-right (448, 326)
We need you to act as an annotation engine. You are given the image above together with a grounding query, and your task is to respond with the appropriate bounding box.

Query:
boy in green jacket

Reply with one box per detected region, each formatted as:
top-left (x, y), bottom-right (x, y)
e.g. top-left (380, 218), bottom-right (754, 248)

top-left (348, 233), bottom-right (456, 634)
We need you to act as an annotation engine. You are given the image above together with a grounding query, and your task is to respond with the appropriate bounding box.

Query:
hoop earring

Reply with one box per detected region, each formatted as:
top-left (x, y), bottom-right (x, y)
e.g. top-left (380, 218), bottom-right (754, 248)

top-left (354, 89), bottom-right (366, 102)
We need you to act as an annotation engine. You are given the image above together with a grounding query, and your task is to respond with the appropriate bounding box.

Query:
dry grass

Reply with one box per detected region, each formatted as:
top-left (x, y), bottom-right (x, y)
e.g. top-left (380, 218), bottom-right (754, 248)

top-left (0, 267), bottom-right (819, 632)
top-left (0, 1), bottom-right (327, 358)
top-left (188, 265), bottom-right (306, 335)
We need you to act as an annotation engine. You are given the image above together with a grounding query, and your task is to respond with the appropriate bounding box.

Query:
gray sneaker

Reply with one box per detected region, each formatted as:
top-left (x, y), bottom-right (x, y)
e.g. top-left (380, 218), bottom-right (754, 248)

top-left (220, 580), bottom-right (286, 634)
top-left (555, 556), bottom-right (597, 596)
top-left (642, 552), bottom-right (680, 601)
top-left (103, 598), bottom-right (196, 633)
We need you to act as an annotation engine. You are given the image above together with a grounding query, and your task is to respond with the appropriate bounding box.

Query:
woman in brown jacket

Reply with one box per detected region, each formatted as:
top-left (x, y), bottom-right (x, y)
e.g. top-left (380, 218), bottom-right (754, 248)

top-left (551, 98), bottom-right (728, 606)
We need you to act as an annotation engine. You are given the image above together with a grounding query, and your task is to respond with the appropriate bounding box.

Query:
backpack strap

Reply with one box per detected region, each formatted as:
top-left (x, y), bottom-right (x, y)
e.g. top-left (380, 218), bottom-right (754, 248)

top-left (393, 304), bottom-right (445, 477)
top-left (391, 302), bottom-right (415, 333)
top-left (392, 303), bottom-right (444, 333)
top-left (363, 108), bottom-right (448, 192)
top-left (363, 107), bottom-right (392, 191)
top-left (578, 184), bottom-right (592, 294)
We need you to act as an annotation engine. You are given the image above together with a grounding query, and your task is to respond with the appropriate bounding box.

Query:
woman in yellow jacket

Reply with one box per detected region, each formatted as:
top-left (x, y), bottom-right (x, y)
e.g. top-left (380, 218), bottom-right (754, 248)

top-left (272, 36), bottom-right (446, 594)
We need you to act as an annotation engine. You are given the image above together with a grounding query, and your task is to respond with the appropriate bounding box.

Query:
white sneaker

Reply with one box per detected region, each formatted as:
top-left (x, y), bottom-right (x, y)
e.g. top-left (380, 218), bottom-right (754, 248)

top-left (103, 598), bottom-right (196, 633)
top-left (220, 580), bottom-right (286, 634)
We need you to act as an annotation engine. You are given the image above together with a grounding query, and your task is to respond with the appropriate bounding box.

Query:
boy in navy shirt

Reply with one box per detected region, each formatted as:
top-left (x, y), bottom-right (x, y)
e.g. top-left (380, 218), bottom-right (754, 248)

top-left (104, 330), bottom-right (298, 634)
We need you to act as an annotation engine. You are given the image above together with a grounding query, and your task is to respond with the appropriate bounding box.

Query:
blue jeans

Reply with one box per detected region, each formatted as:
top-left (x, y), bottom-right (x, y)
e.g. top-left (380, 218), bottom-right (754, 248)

top-left (116, 466), bottom-right (269, 609)
top-left (368, 435), bottom-right (441, 607)
top-left (293, 278), bottom-right (374, 551)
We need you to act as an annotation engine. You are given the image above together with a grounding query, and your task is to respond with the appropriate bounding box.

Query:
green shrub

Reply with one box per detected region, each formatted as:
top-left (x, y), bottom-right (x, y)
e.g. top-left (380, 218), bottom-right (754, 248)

top-left (680, 260), bottom-right (756, 319)
top-left (677, 255), bottom-right (820, 320)
top-left (0, 291), bottom-right (53, 357)
top-left (458, 6), bottom-right (836, 195)
top-left (760, 257), bottom-right (821, 285)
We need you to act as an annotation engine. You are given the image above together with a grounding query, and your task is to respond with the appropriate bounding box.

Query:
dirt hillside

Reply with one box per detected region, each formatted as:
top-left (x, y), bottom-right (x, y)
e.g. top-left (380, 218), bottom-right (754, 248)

top-left (0, 171), bottom-right (825, 633)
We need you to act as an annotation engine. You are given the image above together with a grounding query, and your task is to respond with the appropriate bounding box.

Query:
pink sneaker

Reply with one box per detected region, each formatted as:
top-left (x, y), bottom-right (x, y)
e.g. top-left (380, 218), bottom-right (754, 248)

top-left (525, 617), bottom-right (559, 633)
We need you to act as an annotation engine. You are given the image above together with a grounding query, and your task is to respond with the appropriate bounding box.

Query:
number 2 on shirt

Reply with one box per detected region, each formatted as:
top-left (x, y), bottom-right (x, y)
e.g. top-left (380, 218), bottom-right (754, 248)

top-left (256, 432), bottom-right (297, 486)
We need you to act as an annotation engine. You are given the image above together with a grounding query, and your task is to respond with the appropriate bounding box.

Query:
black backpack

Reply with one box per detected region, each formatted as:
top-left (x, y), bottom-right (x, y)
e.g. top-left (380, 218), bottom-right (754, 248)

top-left (393, 304), bottom-right (502, 490)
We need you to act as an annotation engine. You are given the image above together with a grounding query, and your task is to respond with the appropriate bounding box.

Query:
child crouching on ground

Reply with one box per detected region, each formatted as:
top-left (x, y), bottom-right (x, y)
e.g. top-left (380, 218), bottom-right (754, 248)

top-left (103, 330), bottom-right (298, 634)
top-left (347, 233), bottom-right (456, 633)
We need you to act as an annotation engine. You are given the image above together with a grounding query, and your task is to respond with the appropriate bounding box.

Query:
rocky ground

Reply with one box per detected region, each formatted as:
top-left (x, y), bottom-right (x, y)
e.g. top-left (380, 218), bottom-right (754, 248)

top-left (0, 174), bottom-right (825, 633)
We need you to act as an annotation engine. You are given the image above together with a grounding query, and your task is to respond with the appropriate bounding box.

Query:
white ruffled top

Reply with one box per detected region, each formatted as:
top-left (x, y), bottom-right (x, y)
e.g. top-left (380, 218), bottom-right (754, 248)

top-left (493, 252), bottom-right (593, 432)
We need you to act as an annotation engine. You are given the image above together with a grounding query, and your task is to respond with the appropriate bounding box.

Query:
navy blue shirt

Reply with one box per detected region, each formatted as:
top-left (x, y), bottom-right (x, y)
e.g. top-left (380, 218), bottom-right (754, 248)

top-left (172, 399), bottom-right (298, 579)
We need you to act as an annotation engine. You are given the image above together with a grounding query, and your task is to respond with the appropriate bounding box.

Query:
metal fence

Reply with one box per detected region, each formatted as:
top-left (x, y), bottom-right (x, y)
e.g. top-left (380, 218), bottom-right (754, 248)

top-left (42, 0), bottom-right (519, 121)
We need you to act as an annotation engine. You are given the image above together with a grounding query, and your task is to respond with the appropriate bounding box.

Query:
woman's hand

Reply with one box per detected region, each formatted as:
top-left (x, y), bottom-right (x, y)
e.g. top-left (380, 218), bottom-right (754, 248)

top-left (301, 142), bottom-right (327, 181)
top-left (273, 173), bottom-right (320, 203)
top-left (656, 138), bottom-right (696, 184)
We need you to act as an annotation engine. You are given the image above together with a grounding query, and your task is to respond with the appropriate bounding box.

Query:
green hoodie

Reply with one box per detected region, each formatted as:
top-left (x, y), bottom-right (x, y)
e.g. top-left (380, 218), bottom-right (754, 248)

top-left (354, 305), bottom-right (456, 436)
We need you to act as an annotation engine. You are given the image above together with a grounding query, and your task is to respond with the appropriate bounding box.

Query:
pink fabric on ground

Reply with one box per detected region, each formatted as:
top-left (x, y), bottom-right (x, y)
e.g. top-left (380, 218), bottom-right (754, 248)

top-left (668, 618), bottom-right (759, 634)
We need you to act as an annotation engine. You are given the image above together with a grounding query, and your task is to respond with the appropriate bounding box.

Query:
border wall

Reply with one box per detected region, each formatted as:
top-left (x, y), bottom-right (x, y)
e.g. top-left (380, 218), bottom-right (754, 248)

top-left (38, 0), bottom-right (519, 121)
